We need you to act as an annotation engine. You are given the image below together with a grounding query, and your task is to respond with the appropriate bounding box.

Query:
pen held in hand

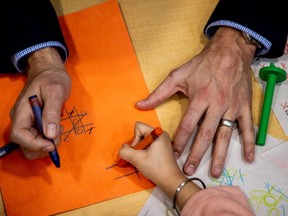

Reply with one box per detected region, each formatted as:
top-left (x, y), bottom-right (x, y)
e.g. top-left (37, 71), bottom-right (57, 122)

top-left (0, 142), bottom-right (20, 158)
top-left (29, 95), bottom-right (61, 168)
top-left (117, 127), bottom-right (163, 168)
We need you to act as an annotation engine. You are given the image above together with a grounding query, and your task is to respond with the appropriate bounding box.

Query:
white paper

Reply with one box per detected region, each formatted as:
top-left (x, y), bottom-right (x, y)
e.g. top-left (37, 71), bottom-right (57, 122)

top-left (138, 129), bottom-right (288, 216)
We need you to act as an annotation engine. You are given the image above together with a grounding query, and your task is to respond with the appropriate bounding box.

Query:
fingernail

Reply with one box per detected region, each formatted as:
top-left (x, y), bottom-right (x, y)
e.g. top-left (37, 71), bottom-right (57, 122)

top-left (46, 123), bottom-right (57, 137)
top-left (213, 166), bottom-right (222, 177)
top-left (185, 164), bottom-right (195, 176)
top-left (136, 100), bottom-right (144, 105)
top-left (247, 151), bottom-right (254, 163)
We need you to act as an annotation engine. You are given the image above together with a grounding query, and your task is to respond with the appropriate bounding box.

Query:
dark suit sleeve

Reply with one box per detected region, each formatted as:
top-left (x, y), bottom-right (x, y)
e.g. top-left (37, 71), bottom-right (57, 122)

top-left (204, 0), bottom-right (287, 58)
top-left (0, 0), bottom-right (68, 73)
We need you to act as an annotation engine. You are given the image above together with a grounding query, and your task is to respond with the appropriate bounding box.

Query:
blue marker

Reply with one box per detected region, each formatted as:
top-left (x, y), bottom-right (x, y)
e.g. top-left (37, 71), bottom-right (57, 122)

top-left (29, 95), bottom-right (61, 168)
top-left (0, 142), bottom-right (20, 158)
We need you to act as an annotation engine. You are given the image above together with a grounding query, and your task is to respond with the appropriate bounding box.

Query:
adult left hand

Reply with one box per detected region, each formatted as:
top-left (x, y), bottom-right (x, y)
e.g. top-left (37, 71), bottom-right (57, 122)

top-left (136, 27), bottom-right (256, 178)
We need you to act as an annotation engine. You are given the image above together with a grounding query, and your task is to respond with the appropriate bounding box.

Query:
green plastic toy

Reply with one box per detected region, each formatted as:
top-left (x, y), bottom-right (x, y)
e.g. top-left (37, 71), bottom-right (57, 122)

top-left (256, 63), bottom-right (287, 146)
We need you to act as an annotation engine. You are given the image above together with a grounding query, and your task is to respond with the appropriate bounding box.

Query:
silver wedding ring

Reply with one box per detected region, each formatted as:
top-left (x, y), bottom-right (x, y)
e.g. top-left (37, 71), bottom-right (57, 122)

top-left (219, 119), bottom-right (237, 130)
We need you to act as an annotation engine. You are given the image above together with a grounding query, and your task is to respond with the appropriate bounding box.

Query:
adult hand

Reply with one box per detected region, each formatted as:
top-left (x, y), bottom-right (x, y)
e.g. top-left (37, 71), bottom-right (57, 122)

top-left (136, 27), bottom-right (256, 178)
top-left (9, 47), bottom-right (71, 160)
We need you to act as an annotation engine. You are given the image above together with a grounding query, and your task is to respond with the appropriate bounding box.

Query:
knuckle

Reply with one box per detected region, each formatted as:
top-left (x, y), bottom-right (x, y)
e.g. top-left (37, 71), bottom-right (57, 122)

top-left (22, 147), bottom-right (46, 160)
top-left (213, 157), bottom-right (226, 167)
top-left (149, 90), bottom-right (163, 104)
top-left (46, 107), bottom-right (59, 118)
top-left (9, 128), bottom-right (18, 141)
top-left (198, 127), bottom-right (214, 143)
top-left (23, 152), bottom-right (36, 160)
top-left (179, 121), bottom-right (194, 133)
top-left (218, 130), bottom-right (231, 142)
top-left (172, 143), bottom-right (183, 153)
top-left (214, 93), bottom-right (231, 109)
top-left (186, 154), bottom-right (202, 169)
top-left (188, 155), bottom-right (201, 164)
top-left (189, 108), bottom-right (201, 117)
top-left (169, 68), bottom-right (181, 79)
top-left (217, 95), bottom-right (228, 106)
top-left (46, 82), bottom-right (66, 95)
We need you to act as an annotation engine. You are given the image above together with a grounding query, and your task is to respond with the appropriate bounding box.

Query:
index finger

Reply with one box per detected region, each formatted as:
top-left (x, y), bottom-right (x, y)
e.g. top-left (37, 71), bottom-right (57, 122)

top-left (136, 73), bottom-right (180, 110)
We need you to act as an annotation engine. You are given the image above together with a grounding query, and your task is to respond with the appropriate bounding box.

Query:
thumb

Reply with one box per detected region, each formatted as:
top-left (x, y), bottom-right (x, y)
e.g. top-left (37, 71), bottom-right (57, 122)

top-left (41, 96), bottom-right (64, 140)
top-left (118, 144), bottom-right (135, 162)
top-left (136, 83), bottom-right (176, 110)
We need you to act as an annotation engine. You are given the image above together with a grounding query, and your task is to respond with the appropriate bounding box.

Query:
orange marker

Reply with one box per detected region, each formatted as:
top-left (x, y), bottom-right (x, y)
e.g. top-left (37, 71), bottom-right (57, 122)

top-left (117, 127), bottom-right (163, 167)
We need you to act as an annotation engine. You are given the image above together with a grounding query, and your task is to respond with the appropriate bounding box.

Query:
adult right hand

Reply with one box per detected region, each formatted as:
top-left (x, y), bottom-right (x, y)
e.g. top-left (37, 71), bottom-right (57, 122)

top-left (9, 47), bottom-right (71, 160)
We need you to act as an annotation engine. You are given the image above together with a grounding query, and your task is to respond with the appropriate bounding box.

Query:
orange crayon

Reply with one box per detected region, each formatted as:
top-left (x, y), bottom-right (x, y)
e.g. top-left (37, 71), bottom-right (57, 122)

top-left (117, 127), bottom-right (163, 167)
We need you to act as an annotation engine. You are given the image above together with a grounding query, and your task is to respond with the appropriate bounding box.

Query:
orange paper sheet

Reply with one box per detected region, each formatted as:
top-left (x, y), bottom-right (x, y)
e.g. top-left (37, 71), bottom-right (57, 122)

top-left (0, 1), bottom-right (160, 215)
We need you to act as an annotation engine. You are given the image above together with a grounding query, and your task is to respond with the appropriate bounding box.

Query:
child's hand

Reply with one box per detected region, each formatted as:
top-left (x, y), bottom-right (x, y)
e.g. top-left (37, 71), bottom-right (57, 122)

top-left (119, 121), bottom-right (183, 186)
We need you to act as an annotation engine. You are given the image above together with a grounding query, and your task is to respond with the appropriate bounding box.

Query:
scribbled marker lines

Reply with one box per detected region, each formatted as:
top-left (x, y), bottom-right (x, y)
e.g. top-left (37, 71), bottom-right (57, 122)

top-left (209, 168), bottom-right (246, 186)
top-left (62, 122), bottom-right (94, 141)
top-left (222, 168), bottom-right (234, 186)
top-left (249, 182), bottom-right (288, 215)
top-left (265, 183), bottom-right (288, 200)
top-left (61, 106), bottom-right (95, 141)
top-left (62, 107), bottom-right (88, 133)
top-left (280, 102), bottom-right (288, 110)
top-left (280, 62), bottom-right (286, 70)
top-left (239, 169), bottom-right (244, 183)
top-left (114, 170), bottom-right (139, 180)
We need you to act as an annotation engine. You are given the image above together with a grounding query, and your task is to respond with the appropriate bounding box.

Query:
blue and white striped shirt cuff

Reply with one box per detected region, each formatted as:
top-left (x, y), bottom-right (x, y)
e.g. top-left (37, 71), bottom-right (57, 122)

top-left (12, 41), bottom-right (67, 72)
top-left (205, 20), bottom-right (271, 56)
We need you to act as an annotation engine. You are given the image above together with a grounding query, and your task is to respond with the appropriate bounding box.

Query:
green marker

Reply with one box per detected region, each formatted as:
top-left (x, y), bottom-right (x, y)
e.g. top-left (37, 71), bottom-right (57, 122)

top-left (256, 63), bottom-right (286, 146)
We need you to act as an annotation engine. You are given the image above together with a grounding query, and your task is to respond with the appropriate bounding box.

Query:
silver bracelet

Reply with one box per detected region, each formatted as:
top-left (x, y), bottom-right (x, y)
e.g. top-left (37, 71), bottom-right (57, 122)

top-left (173, 177), bottom-right (206, 216)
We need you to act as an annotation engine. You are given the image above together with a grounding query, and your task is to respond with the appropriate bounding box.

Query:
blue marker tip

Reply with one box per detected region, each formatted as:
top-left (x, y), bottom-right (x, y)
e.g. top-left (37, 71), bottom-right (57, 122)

top-left (49, 150), bottom-right (61, 168)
